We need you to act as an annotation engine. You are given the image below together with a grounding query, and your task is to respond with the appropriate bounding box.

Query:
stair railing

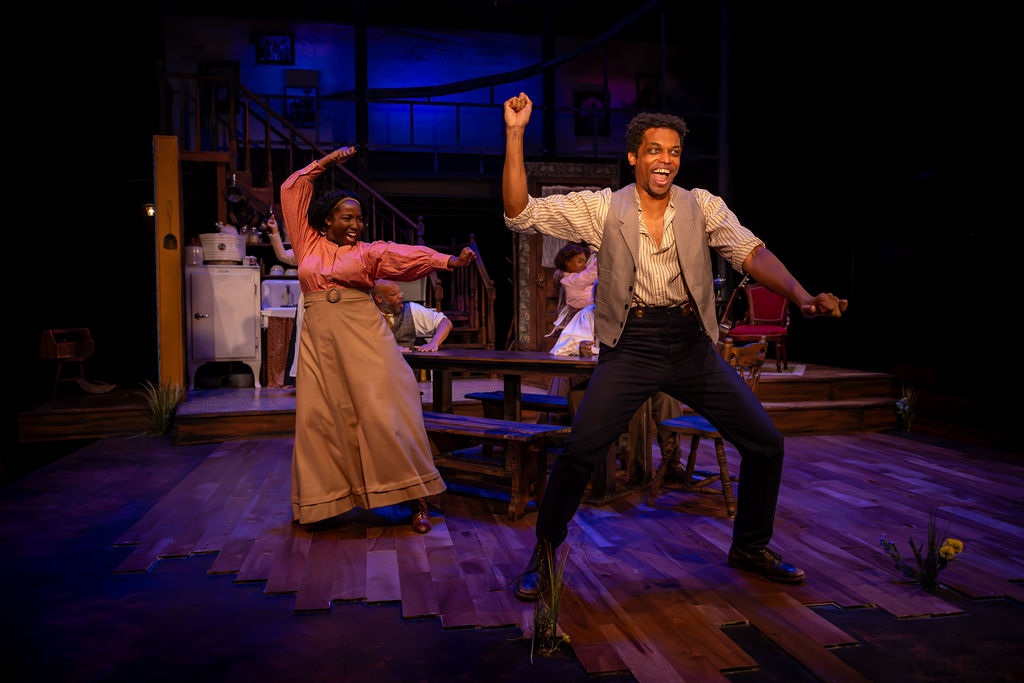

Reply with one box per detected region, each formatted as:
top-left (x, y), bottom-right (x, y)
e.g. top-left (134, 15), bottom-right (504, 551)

top-left (163, 72), bottom-right (421, 245)
top-left (163, 71), bottom-right (494, 348)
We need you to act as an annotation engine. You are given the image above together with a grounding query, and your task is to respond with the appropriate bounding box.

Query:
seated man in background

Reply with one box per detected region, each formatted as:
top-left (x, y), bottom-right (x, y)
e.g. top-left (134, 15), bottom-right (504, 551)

top-left (372, 280), bottom-right (453, 352)
top-left (551, 300), bottom-right (685, 480)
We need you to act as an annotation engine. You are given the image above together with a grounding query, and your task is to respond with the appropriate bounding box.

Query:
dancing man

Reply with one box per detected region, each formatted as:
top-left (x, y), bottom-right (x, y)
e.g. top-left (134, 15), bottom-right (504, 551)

top-left (501, 92), bottom-right (847, 599)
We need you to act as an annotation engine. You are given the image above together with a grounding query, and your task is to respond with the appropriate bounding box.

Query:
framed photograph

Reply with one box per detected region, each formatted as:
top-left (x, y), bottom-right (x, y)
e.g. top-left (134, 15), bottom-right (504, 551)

top-left (285, 86), bottom-right (317, 128)
top-left (254, 34), bottom-right (295, 65)
top-left (574, 90), bottom-right (611, 137)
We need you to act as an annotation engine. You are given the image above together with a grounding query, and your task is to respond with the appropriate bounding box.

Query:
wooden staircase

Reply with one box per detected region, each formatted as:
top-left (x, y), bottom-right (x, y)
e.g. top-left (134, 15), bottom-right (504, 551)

top-left (162, 71), bottom-right (496, 349)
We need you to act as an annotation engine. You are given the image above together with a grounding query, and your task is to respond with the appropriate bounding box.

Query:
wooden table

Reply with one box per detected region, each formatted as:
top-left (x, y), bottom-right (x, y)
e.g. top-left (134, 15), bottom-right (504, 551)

top-left (404, 349), bottom-right (598, 421)
top-left (405, 349), bottom-right (650, 501)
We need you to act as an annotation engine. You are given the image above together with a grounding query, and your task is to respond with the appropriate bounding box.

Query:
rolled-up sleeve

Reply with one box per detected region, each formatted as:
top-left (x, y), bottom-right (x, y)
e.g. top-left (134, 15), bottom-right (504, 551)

top-left (409, 302), bottom-right (448, 337)
top-left (693, 188), bottom-right (764, 273)
top-left (504, 189), bottom-right (611, 250)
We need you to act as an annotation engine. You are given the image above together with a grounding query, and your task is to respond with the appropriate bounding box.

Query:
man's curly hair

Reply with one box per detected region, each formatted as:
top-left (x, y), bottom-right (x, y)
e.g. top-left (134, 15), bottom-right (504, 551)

top-left (625, 112), bottom-right (689, 155)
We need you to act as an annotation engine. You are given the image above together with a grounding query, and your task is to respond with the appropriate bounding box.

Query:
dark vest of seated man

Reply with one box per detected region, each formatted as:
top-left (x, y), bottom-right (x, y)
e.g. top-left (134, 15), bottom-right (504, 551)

top-left (372, 280), bottom-right (453, 352)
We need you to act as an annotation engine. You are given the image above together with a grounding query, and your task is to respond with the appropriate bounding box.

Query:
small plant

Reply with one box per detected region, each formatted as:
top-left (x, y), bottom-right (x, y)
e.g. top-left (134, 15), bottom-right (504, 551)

top-left (895, 384), bottom-right (919, 431)
top-left (140, 380), bottom-right (185, 435)
top-left (880, 508), bottom-right (964, 592)
top-left (531, 543), bottom-right (572, 659)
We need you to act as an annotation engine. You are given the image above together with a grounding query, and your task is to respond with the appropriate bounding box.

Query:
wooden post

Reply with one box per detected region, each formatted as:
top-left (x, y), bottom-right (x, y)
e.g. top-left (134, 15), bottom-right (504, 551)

top-left (153, 135), bottom-right (186, 386)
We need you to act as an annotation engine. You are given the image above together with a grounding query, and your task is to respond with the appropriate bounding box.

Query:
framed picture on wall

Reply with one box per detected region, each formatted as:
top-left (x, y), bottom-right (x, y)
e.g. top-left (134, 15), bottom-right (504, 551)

top-left (254, 34), bottom-right (295, 65)
top-left (285, 86), bottom-right (317, 128)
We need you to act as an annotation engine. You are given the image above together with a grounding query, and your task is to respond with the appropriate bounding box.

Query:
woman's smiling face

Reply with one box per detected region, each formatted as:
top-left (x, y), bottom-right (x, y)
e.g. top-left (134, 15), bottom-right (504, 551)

top-left (324, 199), bottom-right (364, 246)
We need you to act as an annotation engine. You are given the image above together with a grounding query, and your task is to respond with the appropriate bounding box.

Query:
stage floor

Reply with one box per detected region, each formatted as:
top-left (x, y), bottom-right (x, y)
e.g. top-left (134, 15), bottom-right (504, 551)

top-left (4, 431), bottom-right (1021, 681)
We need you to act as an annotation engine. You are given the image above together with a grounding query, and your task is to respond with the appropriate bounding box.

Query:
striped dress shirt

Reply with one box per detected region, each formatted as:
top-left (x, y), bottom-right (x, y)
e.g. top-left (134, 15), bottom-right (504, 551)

top-left (505, 186), bottom-right (763, 307)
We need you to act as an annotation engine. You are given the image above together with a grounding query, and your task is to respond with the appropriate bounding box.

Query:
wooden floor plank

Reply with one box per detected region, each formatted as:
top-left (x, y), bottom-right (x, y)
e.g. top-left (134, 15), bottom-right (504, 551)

top-left (558, 588), bottom-right (627, 674)
top-left (207, 537), bottom-right (255, 575)
top-left (235, 528), bottom-right (290, 583)
top-left (435, 579), bottom-right (480, 628)
top-left (597, 623), bottom-right (688, 683)
top-left (746, 593), bottom-right (858, 647)
top-left (366, 548), bottom-right (401, 603)
top-left (329, 536), bottom-right (368, 602)
top-left (464, 572), bottom-right (517, 627)
top-left (399, 571), bottom-right (438, 619)
top-left (293, 531), bottom-right (343, 612)
top-left (731, 594), bottom-right (870, 683)
top-left (263, 532), bottom-right (313, 595)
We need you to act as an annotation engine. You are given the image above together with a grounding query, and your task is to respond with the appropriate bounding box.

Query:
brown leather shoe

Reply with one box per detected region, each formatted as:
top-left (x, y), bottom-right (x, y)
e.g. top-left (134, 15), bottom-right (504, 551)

top-left (728, 546), bottom-right (805, 584)
top-left (411, 499), bottom-right (432, 534)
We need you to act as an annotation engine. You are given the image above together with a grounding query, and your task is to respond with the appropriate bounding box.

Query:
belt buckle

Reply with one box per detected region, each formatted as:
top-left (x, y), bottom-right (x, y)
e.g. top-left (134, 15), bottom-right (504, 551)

top-left (633, 307), bottom-right (644, 319)
top-left (326, 288), bottom-right (341, 303)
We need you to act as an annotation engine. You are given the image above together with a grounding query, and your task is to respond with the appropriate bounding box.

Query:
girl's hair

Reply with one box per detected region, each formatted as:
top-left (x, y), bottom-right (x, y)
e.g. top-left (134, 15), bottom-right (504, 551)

top-left (307, 190), bottom-right (360, 231)
top-left (554, 243), bottom-right (589, 271)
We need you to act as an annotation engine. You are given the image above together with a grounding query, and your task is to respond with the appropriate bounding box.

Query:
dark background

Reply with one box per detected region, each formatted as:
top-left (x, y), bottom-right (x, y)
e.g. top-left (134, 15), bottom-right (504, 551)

top-left (12, 2), bottom-right (1016, 440)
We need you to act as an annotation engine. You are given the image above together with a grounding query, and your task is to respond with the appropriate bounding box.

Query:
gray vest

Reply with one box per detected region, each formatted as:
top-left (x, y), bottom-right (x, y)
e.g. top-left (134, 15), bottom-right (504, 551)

top-left (389, 302), bottom-right (417, 348)
top-left (594, 184), bottom-right (718, 347)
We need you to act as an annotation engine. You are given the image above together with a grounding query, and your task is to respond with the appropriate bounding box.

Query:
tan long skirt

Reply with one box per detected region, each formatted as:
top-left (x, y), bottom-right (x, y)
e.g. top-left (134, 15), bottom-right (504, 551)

top-left (291, 287), bottom-right (444, 524)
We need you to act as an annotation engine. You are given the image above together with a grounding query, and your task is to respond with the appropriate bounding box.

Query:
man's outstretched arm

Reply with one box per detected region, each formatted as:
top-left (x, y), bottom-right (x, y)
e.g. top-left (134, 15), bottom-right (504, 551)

top-left (742, 246), bottom-right (848, 317)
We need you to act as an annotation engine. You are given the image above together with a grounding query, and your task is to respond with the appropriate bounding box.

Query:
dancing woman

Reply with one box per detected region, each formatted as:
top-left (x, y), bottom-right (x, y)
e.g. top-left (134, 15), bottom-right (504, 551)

top-left (281, 146), bottom-right (476, 533)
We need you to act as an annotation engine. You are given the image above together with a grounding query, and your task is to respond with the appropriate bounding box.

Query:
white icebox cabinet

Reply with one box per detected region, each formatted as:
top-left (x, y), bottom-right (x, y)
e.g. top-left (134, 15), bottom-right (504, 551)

top-left (186, 265), bottom-right (262, 389)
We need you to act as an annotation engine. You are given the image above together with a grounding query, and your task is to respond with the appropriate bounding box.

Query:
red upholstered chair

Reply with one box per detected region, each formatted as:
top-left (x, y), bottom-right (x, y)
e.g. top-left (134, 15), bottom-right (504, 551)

top-left (728, 284), bottom-right (790, 371)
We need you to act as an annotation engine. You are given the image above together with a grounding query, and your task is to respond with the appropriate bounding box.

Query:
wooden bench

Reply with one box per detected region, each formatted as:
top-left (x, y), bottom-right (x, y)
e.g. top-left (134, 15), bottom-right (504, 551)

top-left (464, 391), bottom-right (569, 421)
top-left (465, 391), bottom-right (654, 503)
top-left (421, 411), bottom-right (570, 519)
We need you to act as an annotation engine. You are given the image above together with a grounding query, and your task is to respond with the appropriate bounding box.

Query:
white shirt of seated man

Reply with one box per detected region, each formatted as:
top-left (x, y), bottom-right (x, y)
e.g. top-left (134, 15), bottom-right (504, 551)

top-left (550, 303), bottom-right (599, 357)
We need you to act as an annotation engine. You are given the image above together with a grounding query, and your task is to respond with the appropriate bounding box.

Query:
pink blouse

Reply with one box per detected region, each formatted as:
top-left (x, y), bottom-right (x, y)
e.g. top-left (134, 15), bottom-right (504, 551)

top-left (561, 256), bottom-right (598, 309)
top-left (281, 161), bottom-right (451, 293)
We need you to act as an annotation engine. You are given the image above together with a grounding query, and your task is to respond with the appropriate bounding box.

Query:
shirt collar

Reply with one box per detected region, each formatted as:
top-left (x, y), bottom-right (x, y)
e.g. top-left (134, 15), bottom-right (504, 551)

top-left (633, 185), bottom-right (676, 212)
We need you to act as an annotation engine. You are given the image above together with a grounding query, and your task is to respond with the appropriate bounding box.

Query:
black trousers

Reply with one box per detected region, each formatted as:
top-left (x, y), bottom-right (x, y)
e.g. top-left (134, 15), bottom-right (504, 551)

top-left (535, 307), bottom-right (785, 552)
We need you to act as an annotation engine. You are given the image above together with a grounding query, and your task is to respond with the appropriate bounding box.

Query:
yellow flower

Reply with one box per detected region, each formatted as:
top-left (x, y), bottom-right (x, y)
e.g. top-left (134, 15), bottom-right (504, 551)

top-left (945, 539), bottom-right (964, 553)
top-left (939, 545), bottom-right (957, 560)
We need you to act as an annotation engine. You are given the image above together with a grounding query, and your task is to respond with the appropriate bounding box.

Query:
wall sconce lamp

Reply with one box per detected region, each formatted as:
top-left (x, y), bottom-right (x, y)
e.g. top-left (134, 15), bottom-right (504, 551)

top-left (144, 203), bottom-right (156, 218)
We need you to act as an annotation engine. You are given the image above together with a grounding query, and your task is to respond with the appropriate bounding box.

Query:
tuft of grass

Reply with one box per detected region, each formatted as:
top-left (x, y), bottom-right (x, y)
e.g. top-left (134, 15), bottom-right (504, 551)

top-left (140, 380), bottom-right (184, 435)
top-left (531, 543), bottom-right (572, 659)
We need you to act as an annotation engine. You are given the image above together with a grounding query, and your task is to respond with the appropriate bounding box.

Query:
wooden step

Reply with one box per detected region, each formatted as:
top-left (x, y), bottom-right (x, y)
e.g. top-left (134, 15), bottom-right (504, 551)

top-left (679, 397), bottom-right (897, 435)
top-left (755, 370), bottom-right (893, 402)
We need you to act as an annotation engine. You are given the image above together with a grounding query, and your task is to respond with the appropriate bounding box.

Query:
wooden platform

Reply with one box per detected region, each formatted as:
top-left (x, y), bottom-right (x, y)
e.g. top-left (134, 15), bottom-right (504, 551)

top-left (168, 363), bottom-right (896, 445)
top-left (17, 387), bottom-right (151, 442)
top-left (111, 432), bottom-right (1024, 681)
